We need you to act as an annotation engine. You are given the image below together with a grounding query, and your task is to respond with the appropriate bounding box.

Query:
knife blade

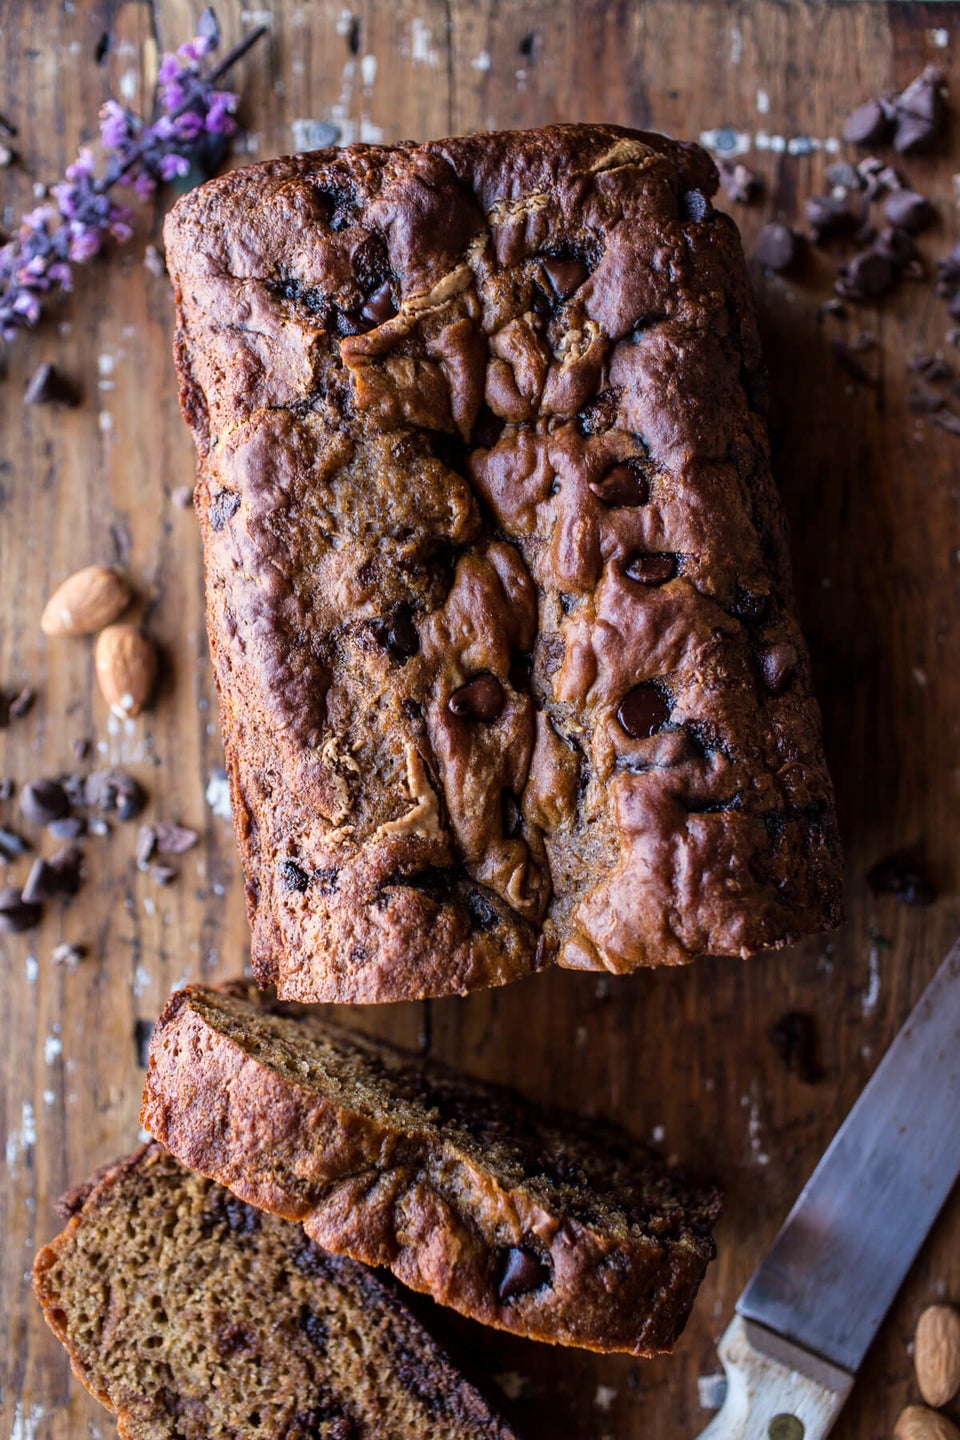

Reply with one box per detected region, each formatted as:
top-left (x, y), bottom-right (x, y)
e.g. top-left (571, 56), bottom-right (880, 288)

top-left (696, 937), bottom-right (960, 1440)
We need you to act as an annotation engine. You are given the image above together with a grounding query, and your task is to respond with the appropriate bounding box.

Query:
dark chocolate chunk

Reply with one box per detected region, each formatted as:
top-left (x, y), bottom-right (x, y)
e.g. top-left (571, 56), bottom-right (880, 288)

top-left (155, 821), bottom-right (199, 856)
top-left (497, 1246), bottom-right (551, 1301)
top-left (85, 769), bottom-right (147, 820)
top-left (884, 189), bottom-right (935, 233)
top-left (449, 674), bottom-right (505, 722)
top-left (759, 643), bottom-right (799, 694)
top-left (909, 351), bottom-right (953, 383)
top-left (48, 815), bottom-right (86, 841)
top-left (836, 249), bottom-right (895, 300)
top-left (842, 98), bottom-right (892, 147)
top-left (24, 362), bottom-right (80, 407)
top-left (541, 256), bottom-right (587, 297)
top-left (680, 188), bottom-right (712, 222)
top-left (624, 553), bottom-right (677, 586)
top-left (617, 682), bottom-right (671, 738)
top-left (0, 885), bottom-right (41, 933)
top-left (378, 606), bottom-right (419, 661)
top-left (875, 226), bottom-right (918, 270)
top-left (867, 849), bottom-right (937, 906)
top-left (588, 461), bottom-right (648, 507)
top-left (893, 66), bottom-right (945, 154)
top-left (134, 1018), bottom-right (154, 1068)
top-left (281, 860), bottom-right (310, 893)
top-left (465, 889), bottom-right (499, 932)
top-left (0, 825), bottom-right (30, 859)
top-left (755, 223), bottom-right (799, 274)
top-left (314, 866), bottom-right (340, 895)
top-left (360, 280), bottom-right (396, 326)
top-left (770, 1011), bottom-right (824, 1084)
top-left (20, 778), bottom-right (69, 826)
top-left (718, 160), bottom-right (762, 204)
top-left (805, 194), bottom-right (855, 243)
top-left (209, 490), bottom-right (241, 531)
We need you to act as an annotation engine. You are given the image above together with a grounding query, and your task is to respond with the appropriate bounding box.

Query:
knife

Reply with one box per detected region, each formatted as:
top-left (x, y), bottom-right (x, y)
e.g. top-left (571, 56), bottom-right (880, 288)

top-left (696, 937), bottom-right (960, 1440)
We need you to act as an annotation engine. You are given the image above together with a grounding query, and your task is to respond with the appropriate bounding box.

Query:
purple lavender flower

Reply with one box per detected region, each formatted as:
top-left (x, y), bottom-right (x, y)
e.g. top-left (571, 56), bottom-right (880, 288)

top-left (0, 8), bottom-right (265, 347)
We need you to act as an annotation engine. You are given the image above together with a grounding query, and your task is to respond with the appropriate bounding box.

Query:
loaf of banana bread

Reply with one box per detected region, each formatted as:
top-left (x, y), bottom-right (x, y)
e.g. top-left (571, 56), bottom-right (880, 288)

top-left (33, 1144), bottom-right (518, 1439)
top-left (141, 985), bottom-right (721, 1357)
top-left (165, 123), bottom-right (842, 1002)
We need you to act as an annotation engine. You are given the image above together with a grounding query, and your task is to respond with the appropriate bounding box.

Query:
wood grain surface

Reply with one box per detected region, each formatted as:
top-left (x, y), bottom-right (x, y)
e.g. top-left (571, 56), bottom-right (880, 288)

top-left (3, 2), bottom-right (960, 1437)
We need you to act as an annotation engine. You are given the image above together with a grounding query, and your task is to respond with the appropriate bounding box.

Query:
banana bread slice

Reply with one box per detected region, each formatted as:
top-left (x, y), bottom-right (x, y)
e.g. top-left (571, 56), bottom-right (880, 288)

top-left (33, 1144), bottom-right (518, 1440)
top-left (141, 985), bottom-right (721, 1356)
top-left (164, 122), bottom-right (842, 1002)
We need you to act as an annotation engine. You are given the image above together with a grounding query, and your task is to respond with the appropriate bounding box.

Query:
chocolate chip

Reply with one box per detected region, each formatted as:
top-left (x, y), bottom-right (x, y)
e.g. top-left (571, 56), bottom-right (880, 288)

top-left (465, 890), bottom-right (499, 932)
top-left (378, 606), bottom-right (419, 661)
top-left (805, 195), bottom-right (855, 243)
top-left (497, 1246), bottom-right (551, 1301)
top-left (770, 1011), bottom-right (824, 1084)
top-left (85, 769), bottom-right (146, 820)
top-left (20, 778), bottom-right (69, 826)
top-left (867, 849), bottom-right (937, 906)
top-left (541, 257), bottom-right (587, 297)
top-left (836, 249), bottom-right (895, 300)
top-left (360, 280), bottom-right (397, 326)
top-left (875, 226), bottom-right (918, 270)
top-left (842, 98), bottom-right (892, 147)
top-left (0, 886), bottom-right (41, 933)
top-left (732, 585), bottom-right (770, 623)
top-left (759, 643), bottom-right (799, 694)
top-left (449, 674), bottom-right (505, 722)
top-left (680, 188), bottom-right (712, 222)
top-left (22, 851), bottom-right (82, 904)
top-left (588, 461), bottom-right (648, 507)
top-left (134, 1018), bottom-right (154, 1067)
top-left (909, 350), bottom-right (953, 382)
top-left (0, 825), bottom-right (30, 860)
top-left (209, 490), bottom-right (241, 531)
top-left (893, 66), bottom-right (945, 154)
top-left (755, 223), bottom-right (799, 274)
top-left (718, 160), bottom-right (762, 204)
top-left (24, 362), bottom-right (80, 407)
top-left (884, 189), bottom-right (936, 233)
top-left (624, 553), bottom-right (677, 586)
top-left (617, 682), bottom-right (671, 738)
top-left (48, 815), bottom-right (86, 841)
top-left (154, 821), bottom-right (199, 856)
top-left (280, 859), bottom-right (310, 893)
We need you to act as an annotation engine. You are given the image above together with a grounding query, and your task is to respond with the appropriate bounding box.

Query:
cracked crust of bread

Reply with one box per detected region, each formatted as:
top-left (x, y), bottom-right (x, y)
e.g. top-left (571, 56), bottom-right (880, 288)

top-left (165, 123), bottom-right (843, 1003)
top-left (141, 985), bottom-right (722, 1357)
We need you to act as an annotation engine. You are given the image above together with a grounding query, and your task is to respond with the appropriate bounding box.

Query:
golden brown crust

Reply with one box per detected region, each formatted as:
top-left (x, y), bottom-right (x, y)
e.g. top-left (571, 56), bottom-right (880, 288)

top-left (141, 985), bottom-right (721, 1356)
top-left (165, 123), bottom-right (842, 1002)
top-left (34, 1144), bottom-right (519, 1439)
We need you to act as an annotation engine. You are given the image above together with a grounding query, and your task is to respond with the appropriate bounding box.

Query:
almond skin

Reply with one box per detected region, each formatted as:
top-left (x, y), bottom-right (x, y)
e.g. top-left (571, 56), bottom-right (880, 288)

top-left (41, 565), bottom-right (131, 636)
top-left (916, 1304), bottom-right (960, 1408)
top-left (895, 1406), bottom-right (960, 1440)
top-left (94, 625), bottom-right (158, 718)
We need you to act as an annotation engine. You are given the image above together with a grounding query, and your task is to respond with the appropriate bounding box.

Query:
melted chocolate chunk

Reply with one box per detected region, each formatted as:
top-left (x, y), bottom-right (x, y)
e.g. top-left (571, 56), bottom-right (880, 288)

top-left (472, 403), bottom-right (505, 449)
top-left (209, 490), bottom-right (241, 531)
top-left (541, 256), bottom-right (587, 297)
top-left (624, 553), bottom-right (677, 586)
top-left (497, 1245), bottom-right (552, 1301)
top-left (732, 585), bottom-right (770, 623)
top-left (759, 643), bottom-right (799, 694)
top-left (588, 461), bottom-right (648, 507)
top-left (617, 683), bottom-right (671, 738)
top-left (465, 889), bottom-right (500, 932)
top-left (281, 860), bottom-right (310, 893)
top-left (360, 280), bottom-right (397, 326)
top-left (449, 673), bottom-right (505, 722)
top-left (377, 606), bottom-right (419, 661)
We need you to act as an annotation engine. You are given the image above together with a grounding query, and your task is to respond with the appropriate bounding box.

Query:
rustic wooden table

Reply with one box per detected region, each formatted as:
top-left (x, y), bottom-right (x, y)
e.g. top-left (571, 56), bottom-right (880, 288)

top-left (3, 1), bottom-right (960, 1437)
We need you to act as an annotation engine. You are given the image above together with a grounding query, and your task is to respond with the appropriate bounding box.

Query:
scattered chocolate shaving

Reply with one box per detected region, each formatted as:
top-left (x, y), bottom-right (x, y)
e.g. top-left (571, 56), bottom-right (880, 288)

top-left (825, 161), bottom-right (863, 194)
top-left (24, 362), bottom-right (80, 407)
top-left (909, 351), bottom-right (953, 382)
top-left (770, 1011), bottom-right (824, 1084)
top-left (71, 737), bottom-right (91, 762)
top-left (874, 227), bottom-right (919, 270)
top-left (154, 821), bottom-right (199, 856)
top-left (866, 848), bottom-right (937, 906)
top-left (22, 847), bottom-right (83, 904)
top-left (85, 769), bottom-right (146, 820)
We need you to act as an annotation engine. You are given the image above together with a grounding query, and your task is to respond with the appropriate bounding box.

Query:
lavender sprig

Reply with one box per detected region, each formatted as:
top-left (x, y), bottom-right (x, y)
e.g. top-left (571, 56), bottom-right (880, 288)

top-left (0, 8), bottom-right (266, 343)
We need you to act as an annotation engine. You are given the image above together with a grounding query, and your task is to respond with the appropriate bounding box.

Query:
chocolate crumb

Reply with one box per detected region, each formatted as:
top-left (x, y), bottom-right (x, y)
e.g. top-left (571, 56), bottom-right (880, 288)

top-left (20, 778), bottom-right (69, 826)
top-left (770, 1011), bottom-right (824, 1083)
top-left (449, 674), bottom-right (505, 722)
top-left (24, 362), bottom-right (80, 407)
top-left (866, 848), bottom-right (937, 906)
top-left (154, 821), bottom-right (199, 855)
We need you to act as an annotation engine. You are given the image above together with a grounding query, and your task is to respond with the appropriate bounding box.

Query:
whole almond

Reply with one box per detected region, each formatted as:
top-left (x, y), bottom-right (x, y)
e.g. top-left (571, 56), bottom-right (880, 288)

top-left (916, 1304), bottom-right (960, 1407)
top-left (895, 1406), bottom-right (960, 1440)
top-left (94, 625), bottom-right (158, 718)
top-left (41, 565), bottom-right (131, 636)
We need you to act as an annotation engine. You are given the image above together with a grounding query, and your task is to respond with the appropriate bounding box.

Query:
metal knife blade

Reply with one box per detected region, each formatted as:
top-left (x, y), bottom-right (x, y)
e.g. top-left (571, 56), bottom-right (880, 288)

top-left (737, 937), bottom-right (960, 1372)
top-left (696, 939), bottom-right (960, 1440)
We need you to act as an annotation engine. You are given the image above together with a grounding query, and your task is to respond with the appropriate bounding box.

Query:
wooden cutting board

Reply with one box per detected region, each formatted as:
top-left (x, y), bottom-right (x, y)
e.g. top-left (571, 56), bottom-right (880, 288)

top-left (3, 2), bottom-right (960, 1437)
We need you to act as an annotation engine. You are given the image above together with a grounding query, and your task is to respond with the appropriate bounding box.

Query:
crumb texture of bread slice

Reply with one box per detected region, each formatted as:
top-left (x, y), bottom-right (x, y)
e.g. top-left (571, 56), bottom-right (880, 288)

top-left (142, 985), bottom-right (722, 1357)
top-left (163, 122), bottom-right (842, 1002)
top-left (33, 1144), bottom-right (518, 1440)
